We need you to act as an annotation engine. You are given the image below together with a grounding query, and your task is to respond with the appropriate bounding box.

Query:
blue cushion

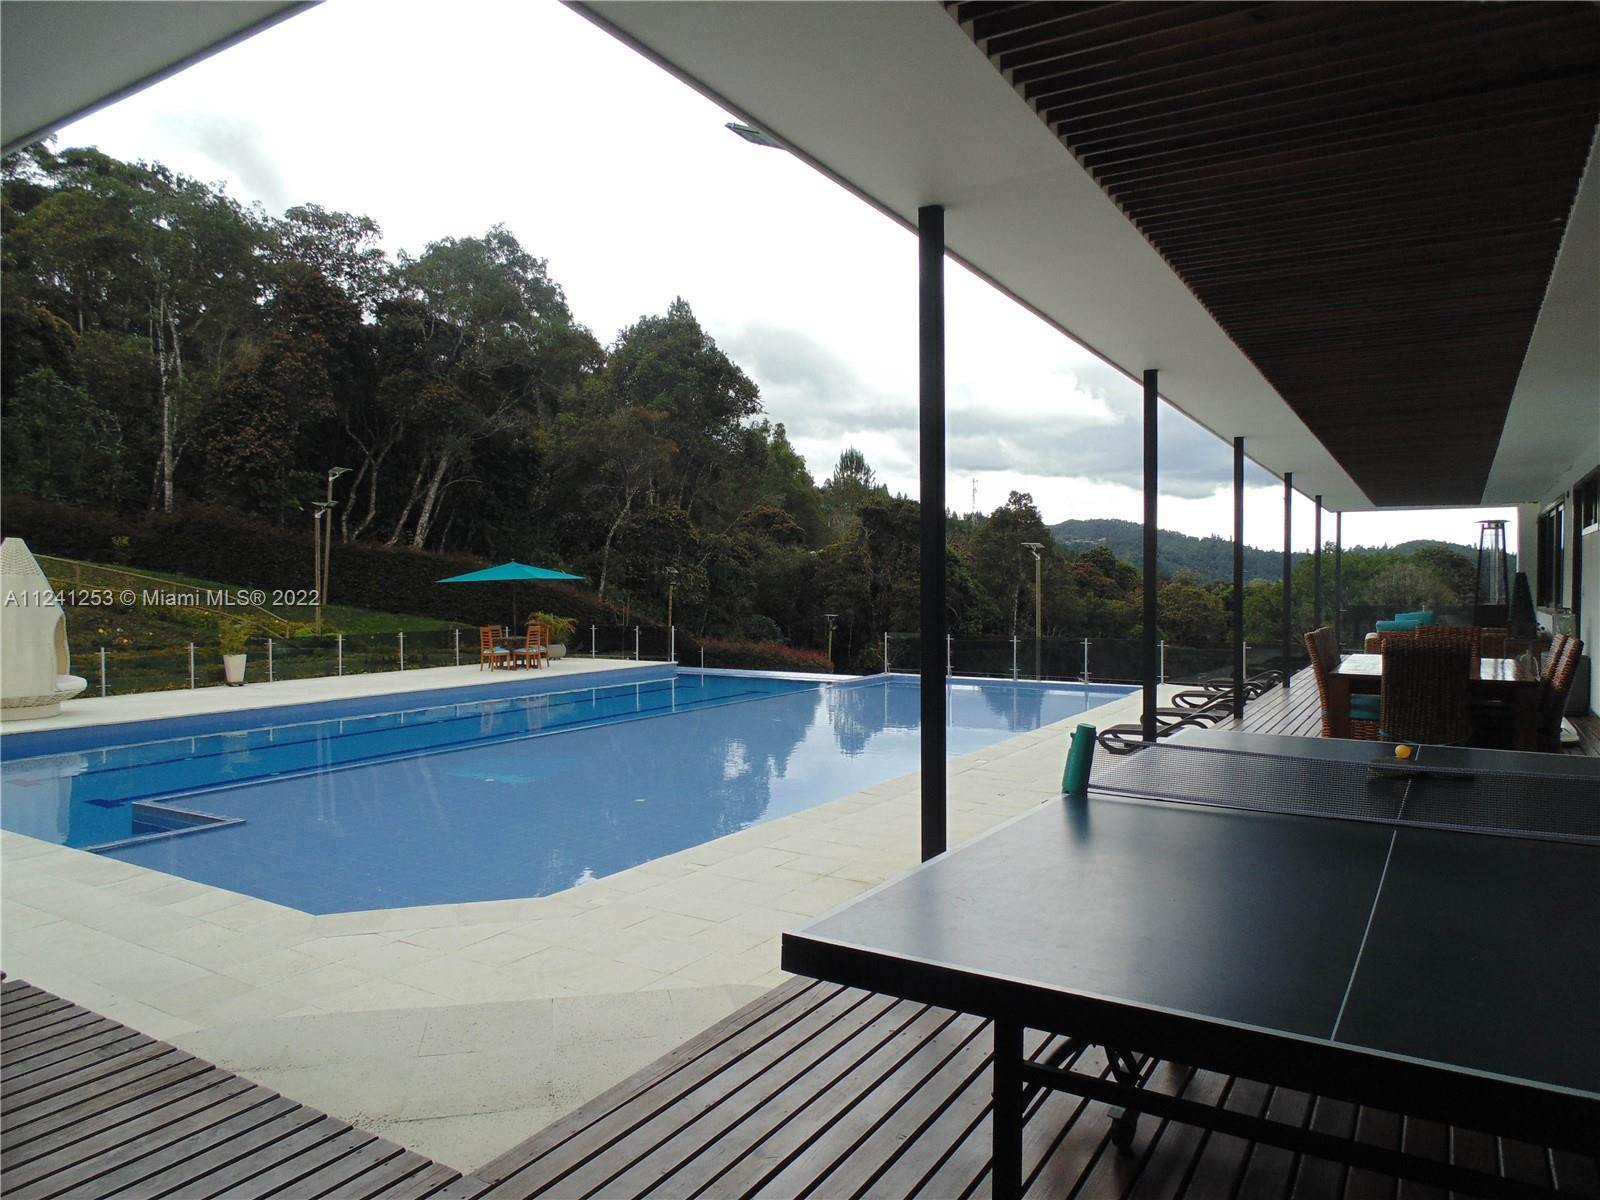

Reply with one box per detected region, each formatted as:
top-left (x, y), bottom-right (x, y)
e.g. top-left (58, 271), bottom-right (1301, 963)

top-left (1374, 619), bottom-right (1412, 632)
top-left (1350, 695), bottom-right (1381, 719)
top-left (1394, 610), bottom-right (1435, 625)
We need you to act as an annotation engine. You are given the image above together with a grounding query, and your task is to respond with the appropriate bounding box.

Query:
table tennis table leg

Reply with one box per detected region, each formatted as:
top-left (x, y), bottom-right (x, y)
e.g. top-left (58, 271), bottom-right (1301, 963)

top-left (993, 1018), bottom-right (1024, 1200)
top-left (1107, 1048), bottom-right (1144, 1148)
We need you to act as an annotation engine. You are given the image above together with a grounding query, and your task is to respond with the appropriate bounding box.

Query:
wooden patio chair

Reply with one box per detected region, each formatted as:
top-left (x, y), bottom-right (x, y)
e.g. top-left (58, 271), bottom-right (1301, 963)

top-left (1380, 639), bottom-right (1472, 745)
top-left (1305, 625), bottom-right (1378, 739)
top-left (516, 622), bottom-right (551, 670)
top-left (479, 625), bottom-right (512, 671)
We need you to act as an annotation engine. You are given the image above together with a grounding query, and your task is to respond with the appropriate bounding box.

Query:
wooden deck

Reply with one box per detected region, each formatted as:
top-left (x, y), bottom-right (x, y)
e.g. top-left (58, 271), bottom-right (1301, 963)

top-left (0, 977), bottom-right (462, 1200)
top-left (1209, 666), bottom-right (1600, 754)
top-left (449, 977), bottom-right (1597, 1200)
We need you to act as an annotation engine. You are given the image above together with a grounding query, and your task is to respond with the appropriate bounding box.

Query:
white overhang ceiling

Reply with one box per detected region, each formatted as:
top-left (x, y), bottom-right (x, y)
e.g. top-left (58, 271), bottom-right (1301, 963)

top-left (0, 1), bottom-right (310, 157)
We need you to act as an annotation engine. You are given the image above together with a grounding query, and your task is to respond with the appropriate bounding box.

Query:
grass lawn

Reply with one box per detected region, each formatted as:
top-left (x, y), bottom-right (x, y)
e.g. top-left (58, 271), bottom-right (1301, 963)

top-left (39, 555), bottom-right (465, 694)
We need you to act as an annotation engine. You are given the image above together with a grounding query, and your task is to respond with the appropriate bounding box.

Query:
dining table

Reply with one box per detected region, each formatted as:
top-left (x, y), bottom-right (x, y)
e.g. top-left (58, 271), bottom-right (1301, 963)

top-left (1327, 653), bottom-right (1542, 749)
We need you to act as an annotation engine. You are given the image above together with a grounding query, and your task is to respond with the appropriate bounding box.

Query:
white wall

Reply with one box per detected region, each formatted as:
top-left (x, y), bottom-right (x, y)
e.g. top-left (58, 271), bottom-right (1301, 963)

top-left (1530, 465), bottom-right (1598, 716)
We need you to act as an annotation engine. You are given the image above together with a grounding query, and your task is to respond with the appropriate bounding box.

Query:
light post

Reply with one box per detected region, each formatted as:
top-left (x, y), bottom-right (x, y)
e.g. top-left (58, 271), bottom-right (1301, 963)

top-left (665, 565), bottom-right (679, 631)
top-left (311, 502), bottom-right (335, 633)
top-left (824, 612), bottom-right (837, 670)
top-left (1022, 542), bottom-right (1044, 680)
top-left (318, 467), bottom-right (350, 632)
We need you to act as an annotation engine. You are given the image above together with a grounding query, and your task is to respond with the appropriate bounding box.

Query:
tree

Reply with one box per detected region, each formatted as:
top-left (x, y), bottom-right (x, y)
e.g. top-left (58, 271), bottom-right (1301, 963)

top-left (1158, 571), bottom-right (1227, 646)
top-left (1, 367), bottom-right (125, 504)
top-left (820, 446), bottom-right (887, 538)
top-left (270, 204), bottom-right (390, 314)
top-left (603, 297), bottom-right (761, 522)
top-left (1364, 561), bottom-right (1453, 612)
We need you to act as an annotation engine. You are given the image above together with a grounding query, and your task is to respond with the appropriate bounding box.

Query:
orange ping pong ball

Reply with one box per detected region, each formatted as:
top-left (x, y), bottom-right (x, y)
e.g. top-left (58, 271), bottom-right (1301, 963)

top-left (1395, 744), bottom-right (1413, 759)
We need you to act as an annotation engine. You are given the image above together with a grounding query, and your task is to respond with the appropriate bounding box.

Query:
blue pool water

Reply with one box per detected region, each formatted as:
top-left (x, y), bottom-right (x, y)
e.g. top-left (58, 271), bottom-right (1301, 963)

top-left (1, 671), bottom-right (1130, 913)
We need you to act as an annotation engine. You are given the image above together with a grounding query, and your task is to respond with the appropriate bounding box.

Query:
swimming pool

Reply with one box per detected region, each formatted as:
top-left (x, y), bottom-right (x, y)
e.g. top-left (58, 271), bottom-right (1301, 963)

top-left (1, 671), bottom-right (1131, 913)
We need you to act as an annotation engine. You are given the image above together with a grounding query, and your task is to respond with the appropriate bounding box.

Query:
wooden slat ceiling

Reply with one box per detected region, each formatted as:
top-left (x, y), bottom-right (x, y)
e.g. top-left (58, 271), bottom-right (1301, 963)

top-left (949, 1), bottom-right (1600, 506)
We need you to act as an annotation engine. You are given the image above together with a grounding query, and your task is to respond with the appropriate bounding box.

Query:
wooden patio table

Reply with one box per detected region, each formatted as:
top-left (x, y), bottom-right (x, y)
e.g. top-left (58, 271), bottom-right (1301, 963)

top-left (1328, 653), bottom-right (1541, 749)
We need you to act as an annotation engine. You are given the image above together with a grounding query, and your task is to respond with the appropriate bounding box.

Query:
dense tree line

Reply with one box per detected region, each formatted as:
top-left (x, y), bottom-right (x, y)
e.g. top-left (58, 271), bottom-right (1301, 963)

top-left (2, 144), bottom-right (1480, 668)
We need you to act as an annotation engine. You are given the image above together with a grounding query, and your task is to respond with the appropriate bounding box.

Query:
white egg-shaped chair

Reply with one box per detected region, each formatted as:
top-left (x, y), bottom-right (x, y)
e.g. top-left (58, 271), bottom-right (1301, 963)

top-left (0, 537), bottom-right (88, 720)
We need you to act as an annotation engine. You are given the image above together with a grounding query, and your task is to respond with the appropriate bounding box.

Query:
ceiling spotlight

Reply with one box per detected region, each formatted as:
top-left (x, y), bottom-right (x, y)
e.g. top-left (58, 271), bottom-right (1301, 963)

top-left (726, 121), bottom-right (782, 149)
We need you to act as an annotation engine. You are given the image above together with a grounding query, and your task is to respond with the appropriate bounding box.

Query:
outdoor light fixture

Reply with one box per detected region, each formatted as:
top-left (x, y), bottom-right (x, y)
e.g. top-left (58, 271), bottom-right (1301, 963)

top-left (1021, 543), bottom-right (1044, 680)
top-left (314, 468), bottom-right (350, 634)
top-left (825, 613), bottom-right (838, 669)
top-left (726, 121), bottom-right (782, 148)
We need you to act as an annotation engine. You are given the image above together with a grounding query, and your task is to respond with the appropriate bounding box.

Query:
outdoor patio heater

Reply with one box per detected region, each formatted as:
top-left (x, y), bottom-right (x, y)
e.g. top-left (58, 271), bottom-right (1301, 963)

top-left (1474, 519), bottom-right (1510, 628)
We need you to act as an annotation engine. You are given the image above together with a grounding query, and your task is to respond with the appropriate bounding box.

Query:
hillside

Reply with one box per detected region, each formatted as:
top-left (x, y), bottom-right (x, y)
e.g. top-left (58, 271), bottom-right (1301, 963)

top-left (1049, 519), bottom-right (1485, 584)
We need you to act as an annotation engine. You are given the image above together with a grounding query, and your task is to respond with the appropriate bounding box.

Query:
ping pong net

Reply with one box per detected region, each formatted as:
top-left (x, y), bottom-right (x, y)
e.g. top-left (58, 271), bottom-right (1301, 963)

top-left (1089, 742), bottom-right (1600, 845)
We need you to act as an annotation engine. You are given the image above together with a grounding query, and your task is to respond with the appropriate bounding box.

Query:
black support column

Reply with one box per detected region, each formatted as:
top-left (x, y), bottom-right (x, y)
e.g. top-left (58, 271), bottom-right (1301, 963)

top-left (1313, 495), bottom-right (1323, 627)
top-left (918, 205), bottom-right (946, 862)
top-left (1334, 512), bottom-right (1344, 650)
top-left (1232, 437), bottom-right (1245, 718)
top-left (1142, 369), bottom-right (1159, 742)
top-left (1282, 473), bottom-right (1293, 688)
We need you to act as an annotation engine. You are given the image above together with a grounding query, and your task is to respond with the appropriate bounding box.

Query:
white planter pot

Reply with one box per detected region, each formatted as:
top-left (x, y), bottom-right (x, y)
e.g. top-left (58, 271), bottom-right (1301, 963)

top-left (549, 644), bottom-right (567, 660)
top-left (223, 653), bottom-right (247, 686)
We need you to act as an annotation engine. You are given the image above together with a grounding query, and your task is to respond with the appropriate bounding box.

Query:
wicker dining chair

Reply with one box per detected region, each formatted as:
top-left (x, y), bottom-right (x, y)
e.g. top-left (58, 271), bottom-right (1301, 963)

top-left (1305, 625), bottom-right (1378, 739)
top-left (1380, 639), bottom-right (1473, 745)
top-left (1415, 625), bottom-right (1483, 672)
top-left (1535, 636), bottom-right (1584, 752)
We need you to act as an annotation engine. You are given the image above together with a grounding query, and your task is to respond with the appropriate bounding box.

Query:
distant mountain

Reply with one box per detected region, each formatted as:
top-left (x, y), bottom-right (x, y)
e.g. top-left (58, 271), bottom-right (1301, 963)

top-left (1050, 518), bottom-right (1291, 582)
top-left (1048, 519), bottom-right (1487, 584)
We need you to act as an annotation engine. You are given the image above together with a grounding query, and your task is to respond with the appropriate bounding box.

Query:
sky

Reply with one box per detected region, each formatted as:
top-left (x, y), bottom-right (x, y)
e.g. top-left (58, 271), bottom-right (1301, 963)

top-left (57, 0), bottom-right (1516, 553)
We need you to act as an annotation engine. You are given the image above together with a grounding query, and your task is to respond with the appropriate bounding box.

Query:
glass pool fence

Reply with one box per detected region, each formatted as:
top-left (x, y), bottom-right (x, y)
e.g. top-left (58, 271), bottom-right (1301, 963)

top-left (65, 627), bottom-right (1301, 698)
top-left (70, 624), bottom-right (680, 697)
top-left (882, 634), bottom-right (1307, 687)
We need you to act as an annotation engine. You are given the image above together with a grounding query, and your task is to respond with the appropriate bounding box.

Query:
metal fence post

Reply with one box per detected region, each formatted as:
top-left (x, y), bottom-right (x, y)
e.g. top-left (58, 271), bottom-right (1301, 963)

top-left (946, 633), bottom-right (953, 677)
top-left (267, 637), bottom-right (274, 683)
top-left (669, 624), bottom-right (676, 663)
top-left (1159, 639), bottom-right (1167, 684)
top-left (883, 632), bottom-right (890, 674)
top-left (700, 646), bottom-right (705, 670)
top-left (634, 625), bottom-right (640, 661)
top-left (99, 647), bottom-right (107, 697)
top-left (398, 631), bottom-right (405, 671)
top-left (1081, 637), bottom-right (1090, 684)
top-left (1011, 636), bottom-right (1018, 681)
top-left (591, 624), bottom-right (597, 658)
top-left (337, 634), bottom-right (344, 676)
top-left (454, 627), bottom-right (461, 666)
top-left (188, 642), bottom-right (195, 689)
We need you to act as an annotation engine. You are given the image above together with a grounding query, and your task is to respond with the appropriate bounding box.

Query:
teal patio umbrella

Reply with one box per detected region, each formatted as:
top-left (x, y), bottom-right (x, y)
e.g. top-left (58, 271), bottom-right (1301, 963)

top-left (437, 561), bottom-right (585, 630)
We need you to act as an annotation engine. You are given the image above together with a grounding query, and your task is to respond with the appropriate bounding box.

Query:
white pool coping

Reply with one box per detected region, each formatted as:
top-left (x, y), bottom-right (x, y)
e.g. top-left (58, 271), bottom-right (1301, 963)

top-left (0, 656), bottom-right (668, 737)
top-left (0, 678), bottom-right (1173, 1172)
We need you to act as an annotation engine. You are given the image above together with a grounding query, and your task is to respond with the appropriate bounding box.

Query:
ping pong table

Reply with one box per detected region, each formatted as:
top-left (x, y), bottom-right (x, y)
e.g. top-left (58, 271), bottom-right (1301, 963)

top-left (782, 732), bottom-right (1600, 1199)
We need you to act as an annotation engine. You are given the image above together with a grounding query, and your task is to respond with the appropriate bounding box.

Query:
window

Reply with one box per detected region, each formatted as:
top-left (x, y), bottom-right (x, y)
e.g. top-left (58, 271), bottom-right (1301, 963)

top-left (1577, 470), bottom-right (1599, 534)
top-left (1536, 501), bottom-right (1565, 607)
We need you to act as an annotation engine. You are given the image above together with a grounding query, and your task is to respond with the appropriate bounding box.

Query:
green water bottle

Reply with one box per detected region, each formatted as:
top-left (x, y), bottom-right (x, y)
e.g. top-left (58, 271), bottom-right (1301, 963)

top-left (1062, 723), bottom-right (1097, 795)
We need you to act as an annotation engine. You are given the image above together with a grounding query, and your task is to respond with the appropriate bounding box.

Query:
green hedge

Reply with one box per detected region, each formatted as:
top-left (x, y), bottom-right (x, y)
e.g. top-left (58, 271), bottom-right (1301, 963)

top-left (0, 497), bottom-right (626, 631)
top-left (698, 637), bottom-right (834, 673)
top-left (3, 499), bottom-right (852, 676)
